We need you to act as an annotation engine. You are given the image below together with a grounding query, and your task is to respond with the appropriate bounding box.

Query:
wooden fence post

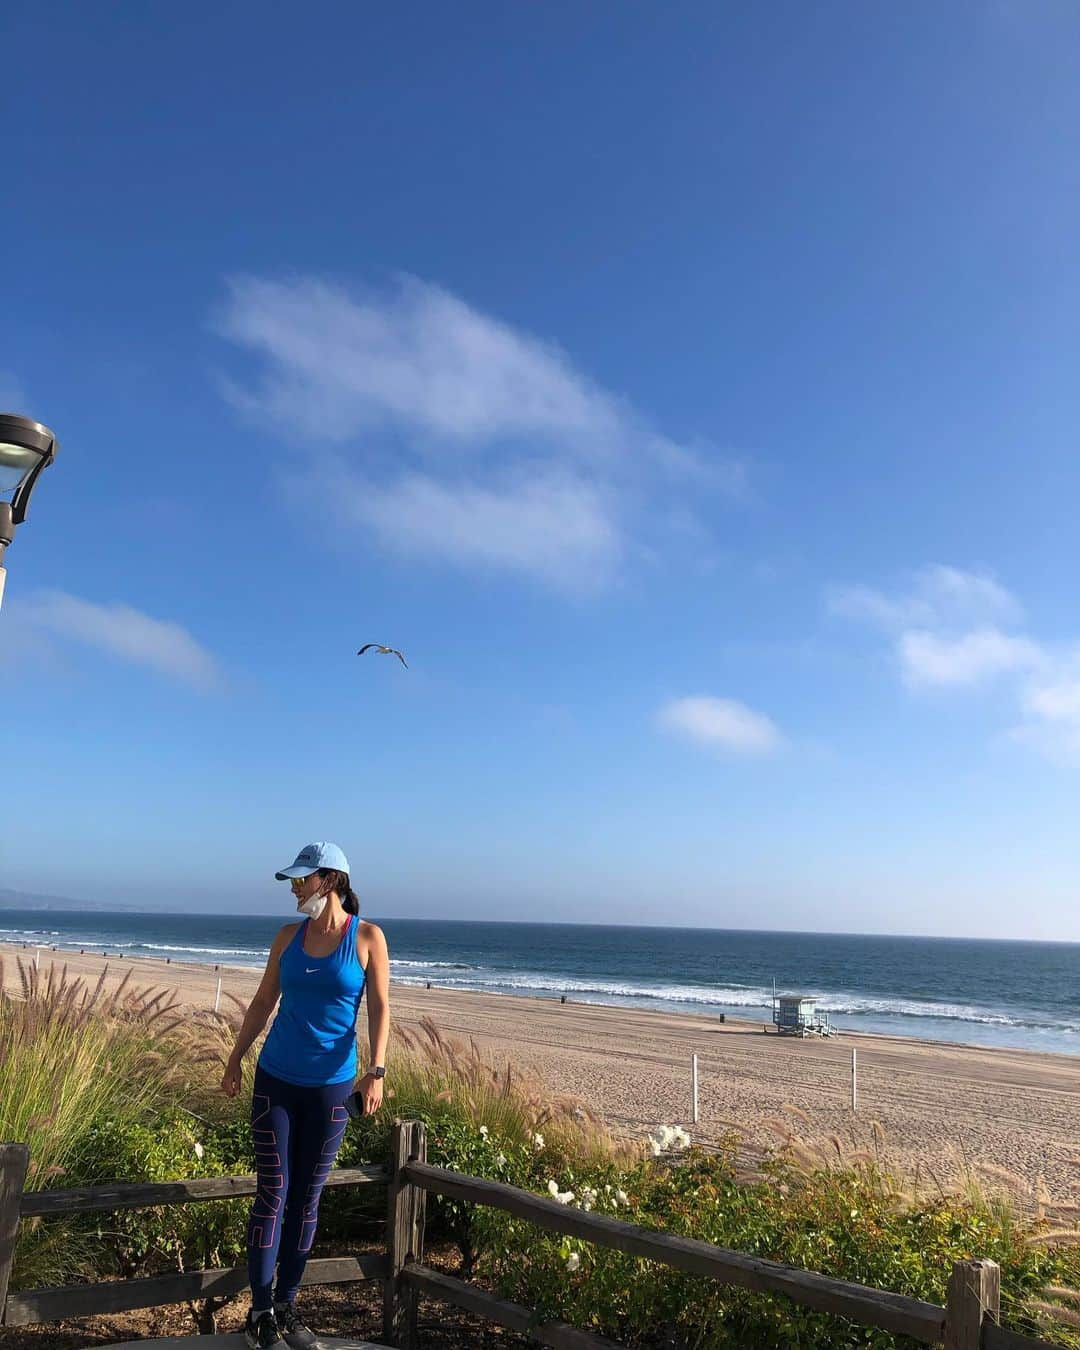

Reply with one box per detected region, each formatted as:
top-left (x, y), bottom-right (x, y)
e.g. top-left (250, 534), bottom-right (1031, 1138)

top-left (0, 1143), bottom-right (30, 1323)
top-left (944, 1258), bottom-right (1000, 1350)
top-left (384, 1120), bottom-right (427, 1349)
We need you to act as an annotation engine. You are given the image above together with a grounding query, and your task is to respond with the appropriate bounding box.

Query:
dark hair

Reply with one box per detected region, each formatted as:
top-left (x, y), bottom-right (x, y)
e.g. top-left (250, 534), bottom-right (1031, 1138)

top-left (317, 868), bottom-right (360, 916)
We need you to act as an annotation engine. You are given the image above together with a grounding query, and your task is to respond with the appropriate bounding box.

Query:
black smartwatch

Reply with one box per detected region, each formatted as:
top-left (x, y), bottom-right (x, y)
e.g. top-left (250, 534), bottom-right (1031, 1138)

top-left (369, 1065), bottom-right (386, 1079)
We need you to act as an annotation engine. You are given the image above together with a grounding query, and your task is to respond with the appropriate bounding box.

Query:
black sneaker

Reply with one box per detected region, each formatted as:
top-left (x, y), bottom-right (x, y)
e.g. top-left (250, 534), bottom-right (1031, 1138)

top-left (244, 1310), bottom-right (283, 1349)
top-left (275, 1302), bottom-right (321, 1350)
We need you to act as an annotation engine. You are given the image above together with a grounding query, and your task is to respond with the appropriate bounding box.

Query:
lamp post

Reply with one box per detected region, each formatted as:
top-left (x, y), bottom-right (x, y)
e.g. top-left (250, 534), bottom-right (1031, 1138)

top-left (0, 414), bottom-right (59, 611)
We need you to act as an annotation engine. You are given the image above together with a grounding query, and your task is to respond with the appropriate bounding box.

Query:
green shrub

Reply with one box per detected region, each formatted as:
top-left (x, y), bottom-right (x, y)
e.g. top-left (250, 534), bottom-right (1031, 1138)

top-left (71, 1110), bottom-right (251, 1278)
top-left (471, 1148), bottom-right (1080, 1349)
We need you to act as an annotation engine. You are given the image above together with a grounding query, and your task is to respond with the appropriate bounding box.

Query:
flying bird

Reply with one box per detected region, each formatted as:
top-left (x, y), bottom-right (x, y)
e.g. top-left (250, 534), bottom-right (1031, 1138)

top-left (358, 643), bottom-right (409, 669)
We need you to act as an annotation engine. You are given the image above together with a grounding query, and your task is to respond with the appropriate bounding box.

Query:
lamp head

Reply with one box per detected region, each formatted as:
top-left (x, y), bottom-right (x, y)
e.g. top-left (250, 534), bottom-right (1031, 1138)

top-left (0, 415), bottom-right (58, 543)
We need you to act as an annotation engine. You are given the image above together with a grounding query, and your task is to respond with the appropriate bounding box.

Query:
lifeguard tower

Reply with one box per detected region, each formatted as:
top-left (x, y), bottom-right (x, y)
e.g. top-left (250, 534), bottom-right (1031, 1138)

top-left (772, 993), bottom-right (834, 1037)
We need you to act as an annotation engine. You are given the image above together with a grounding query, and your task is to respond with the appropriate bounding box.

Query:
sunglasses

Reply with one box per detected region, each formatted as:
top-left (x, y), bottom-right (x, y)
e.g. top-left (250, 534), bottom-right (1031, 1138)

top-left (288, 875), bottom-right (312, 893)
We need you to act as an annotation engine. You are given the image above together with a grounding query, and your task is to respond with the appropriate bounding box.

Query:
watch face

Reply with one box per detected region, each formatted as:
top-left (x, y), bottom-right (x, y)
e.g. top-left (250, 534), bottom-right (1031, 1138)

top-left (373, 1066), bottom-right (386, 1079)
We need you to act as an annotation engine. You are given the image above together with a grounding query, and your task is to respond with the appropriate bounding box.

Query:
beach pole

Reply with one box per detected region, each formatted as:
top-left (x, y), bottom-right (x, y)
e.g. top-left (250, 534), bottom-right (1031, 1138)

top-left (34, 947), bottom-right (40, 971)
top-left (692, 1053), bottom-right (699, 1125)
top-left (214, 976), bottom-right (222, 1014)
top-left (851, 1047), bottom-right (857, 1112)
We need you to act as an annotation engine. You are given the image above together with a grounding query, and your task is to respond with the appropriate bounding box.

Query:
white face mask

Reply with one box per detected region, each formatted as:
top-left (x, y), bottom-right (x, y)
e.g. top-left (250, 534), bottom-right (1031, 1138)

top-left (298, 889), bottom-right (328, 920)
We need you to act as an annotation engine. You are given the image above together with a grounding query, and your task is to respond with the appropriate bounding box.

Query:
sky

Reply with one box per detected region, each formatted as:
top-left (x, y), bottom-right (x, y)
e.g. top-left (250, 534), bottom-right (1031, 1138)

top-left (3, 2), bottom-right (1080, 938)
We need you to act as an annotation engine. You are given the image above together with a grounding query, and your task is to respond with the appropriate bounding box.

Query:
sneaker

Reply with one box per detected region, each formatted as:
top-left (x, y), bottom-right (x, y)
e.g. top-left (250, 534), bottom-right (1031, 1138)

top-left (275, 1302), bottom-right (322, 1350)
top-left (244, 1309), bottom-right (283, 1349)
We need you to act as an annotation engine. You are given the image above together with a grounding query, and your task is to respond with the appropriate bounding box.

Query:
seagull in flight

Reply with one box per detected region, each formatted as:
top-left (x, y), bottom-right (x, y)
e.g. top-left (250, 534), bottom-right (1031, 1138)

top-left (358, 643), bottom-right (409, 669)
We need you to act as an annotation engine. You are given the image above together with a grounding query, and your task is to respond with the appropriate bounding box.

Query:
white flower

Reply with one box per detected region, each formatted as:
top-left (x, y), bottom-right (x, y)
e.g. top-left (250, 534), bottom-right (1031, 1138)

top-left (496, 1153), bottom-right (507, 1167)
top-left (479, 1124), bottom-right (489, 1138)
top-left (547, 1179), bottom-right (575, 1204)
top-left (565, 1252), bottom-right (581, 1273)
top-left (647, 1123), bottom-right (691, 1155)
top-left (615, 1188), bottom-right (629, 1206)
top-left (193, 1141), bottom-right (204, 1160)
top-left (533, 1132), bottom-right (545, 1149)
top-left (581, 1198), bottom-right (593, 1211)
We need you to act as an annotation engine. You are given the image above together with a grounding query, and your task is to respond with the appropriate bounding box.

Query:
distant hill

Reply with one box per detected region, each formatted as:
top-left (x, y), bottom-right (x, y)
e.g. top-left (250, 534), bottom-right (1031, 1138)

top-left (0, 888), bottom-right (138, 912)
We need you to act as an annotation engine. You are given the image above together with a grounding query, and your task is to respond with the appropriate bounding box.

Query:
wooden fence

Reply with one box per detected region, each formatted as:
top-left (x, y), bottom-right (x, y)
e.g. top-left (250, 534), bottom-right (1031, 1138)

top-left (0, 1123), bottom-right (1059, 1350)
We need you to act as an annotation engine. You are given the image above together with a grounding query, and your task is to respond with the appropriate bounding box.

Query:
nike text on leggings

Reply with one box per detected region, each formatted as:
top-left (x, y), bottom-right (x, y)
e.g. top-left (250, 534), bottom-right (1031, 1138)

top-left (247, 1065), bottom-right (352, 1308)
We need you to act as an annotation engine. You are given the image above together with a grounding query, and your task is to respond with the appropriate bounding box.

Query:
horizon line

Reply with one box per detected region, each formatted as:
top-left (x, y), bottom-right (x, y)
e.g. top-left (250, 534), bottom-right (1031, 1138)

top-left (1, 895), bottom-right (1077, 947)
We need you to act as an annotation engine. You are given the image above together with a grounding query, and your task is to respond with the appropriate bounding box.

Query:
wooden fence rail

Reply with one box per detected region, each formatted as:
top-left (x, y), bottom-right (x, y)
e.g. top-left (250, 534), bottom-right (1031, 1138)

top-left (18, 1165), bottom-right (388, 1219)
top-left (983, 1326), bottom-right (1060, 1350)
top-left (3, 1255), bottom-right (387, 1327)
top-left (402, 1158), bottom-right (946, 1344)
top-left (394, 1140), bottom-right (1052, 1350)
top-left (0, 1140), bottom-right (389, 1330)
top-left (0, 1125), bottom-right (1064, 1350)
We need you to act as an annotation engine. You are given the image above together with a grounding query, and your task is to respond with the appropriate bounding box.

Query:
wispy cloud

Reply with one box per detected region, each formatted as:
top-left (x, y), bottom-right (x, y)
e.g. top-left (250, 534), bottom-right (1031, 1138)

top-left (827, 565), bottom-right (1021, 633)
top-left (899, 628), bottom-right (1044, 688)
top-left (829, 565), bottom-right (1031, 688)
top-left (219, 274), bottom-right (628, 450)
top-left (1011, 664), bottom-right (1080, 762)
top-left (216, 275), bottom-right (745, 591)
top-left (338, 468), bottom-right (621, 589)
top-left (21, 591), bottom-right (220, 690)
top-left (829, 564), bottom-right (1080, 761)
top-left (657, 695), bottom-right (783, 755)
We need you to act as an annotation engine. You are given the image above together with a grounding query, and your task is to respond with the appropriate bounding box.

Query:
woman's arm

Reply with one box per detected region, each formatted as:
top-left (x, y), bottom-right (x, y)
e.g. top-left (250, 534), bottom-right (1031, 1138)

top-left (356, 922), bottom-right (390, 1114)
top-left (220, 926), bottom-right (293, 1096)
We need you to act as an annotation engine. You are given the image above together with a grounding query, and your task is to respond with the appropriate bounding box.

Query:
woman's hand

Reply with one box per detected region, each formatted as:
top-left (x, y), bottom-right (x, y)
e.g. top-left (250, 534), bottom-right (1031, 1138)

top-left (220, 1056), bottom-right (242, 1097)
top-left (356, 1071), bottom-right (384, 1115)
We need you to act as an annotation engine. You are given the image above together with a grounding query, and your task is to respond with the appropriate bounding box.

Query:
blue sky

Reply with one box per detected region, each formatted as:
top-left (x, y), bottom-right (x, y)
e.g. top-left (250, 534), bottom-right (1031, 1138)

top-left (3, 2), bottom-right (1080, 937)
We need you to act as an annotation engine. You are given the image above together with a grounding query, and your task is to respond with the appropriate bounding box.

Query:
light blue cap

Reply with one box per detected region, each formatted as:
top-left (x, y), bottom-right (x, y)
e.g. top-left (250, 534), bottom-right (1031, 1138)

top-left (275, 841), bottom-right (350, 880)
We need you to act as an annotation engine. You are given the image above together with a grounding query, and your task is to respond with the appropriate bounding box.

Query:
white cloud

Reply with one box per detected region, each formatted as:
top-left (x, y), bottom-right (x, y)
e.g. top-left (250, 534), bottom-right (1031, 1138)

top-left (342, 469), bottom-right (620, 591)
top-left (1009, 667), bottom-right (1080, 761)
top-left (827, 565), bottom-right (1021, 632)
top-left (899, 628), bottom-right (1044, 688)
top-left (216, 275), bottom-right (744, 590)
top-left (218, 275), bottom-right (628, 451)
top-left (830, 565), bottom-right (1039, 690)
top-left (658, 696), bottom-right (783, 755)
top-left (829, 563), bottom-right (1080, 762)
top-left (1024, 676), bottom-right (1080, 726)
top-left (21, 591), bottom-right (220, 690)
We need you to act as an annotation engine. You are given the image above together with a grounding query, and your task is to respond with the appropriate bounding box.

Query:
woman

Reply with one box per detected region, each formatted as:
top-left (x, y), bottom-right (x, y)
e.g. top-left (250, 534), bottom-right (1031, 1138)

top-left (221, 842), bottom-right (390, 1350)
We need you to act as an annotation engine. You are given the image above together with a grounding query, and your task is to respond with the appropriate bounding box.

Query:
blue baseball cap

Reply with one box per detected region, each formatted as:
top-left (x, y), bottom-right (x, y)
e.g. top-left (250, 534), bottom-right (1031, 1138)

top-left (274, 841), bottom-right (351, 880)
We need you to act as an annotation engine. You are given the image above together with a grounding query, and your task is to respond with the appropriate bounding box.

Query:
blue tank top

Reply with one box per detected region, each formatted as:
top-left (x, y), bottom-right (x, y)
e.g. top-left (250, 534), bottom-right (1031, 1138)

top-left (259, 915), bottom-right (366, 1087)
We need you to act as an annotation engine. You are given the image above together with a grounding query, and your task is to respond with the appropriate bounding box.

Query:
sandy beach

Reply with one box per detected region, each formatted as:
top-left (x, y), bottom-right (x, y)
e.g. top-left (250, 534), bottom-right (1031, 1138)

top-left (3, 941), bottom-right (1078, 1200)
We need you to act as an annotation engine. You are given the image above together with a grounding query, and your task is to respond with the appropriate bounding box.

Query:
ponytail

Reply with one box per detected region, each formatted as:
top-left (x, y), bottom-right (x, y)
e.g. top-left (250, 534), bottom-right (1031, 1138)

top-left (318, 868), bottom-right (361, 916)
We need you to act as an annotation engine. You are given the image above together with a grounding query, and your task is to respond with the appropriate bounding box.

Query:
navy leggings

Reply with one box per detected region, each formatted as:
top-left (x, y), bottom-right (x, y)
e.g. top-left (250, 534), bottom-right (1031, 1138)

top-left (247, 1065), bottom-right (352, 1308)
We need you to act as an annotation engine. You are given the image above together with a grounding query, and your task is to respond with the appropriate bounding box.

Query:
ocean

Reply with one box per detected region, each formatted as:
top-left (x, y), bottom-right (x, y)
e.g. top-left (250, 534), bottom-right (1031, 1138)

top-left (2, 909), bottom-right (1078, 1056)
